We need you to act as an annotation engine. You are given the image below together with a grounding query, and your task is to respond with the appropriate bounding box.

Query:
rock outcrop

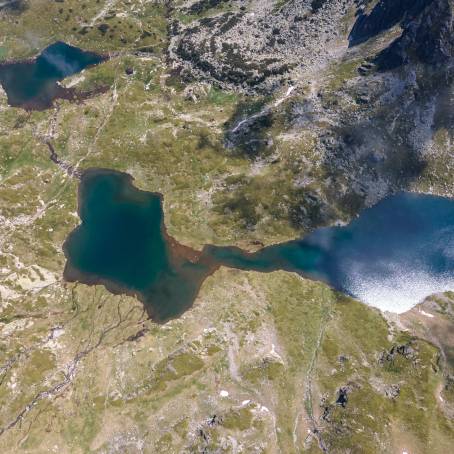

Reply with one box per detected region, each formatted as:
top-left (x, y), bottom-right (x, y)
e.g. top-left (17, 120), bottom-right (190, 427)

top-left (169, 0), bottom-right (352, 92)
top-left (349, 0), bottom-right (435, 46)
top-left (369, 0), bottom-right (454, 70)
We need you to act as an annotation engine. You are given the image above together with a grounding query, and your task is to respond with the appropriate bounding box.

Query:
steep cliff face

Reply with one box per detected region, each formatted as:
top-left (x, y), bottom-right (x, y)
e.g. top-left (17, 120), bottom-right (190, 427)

top-left (369, 0), bottom-right (454, 70)
top-left (170, 0), bottom-right (454, 92)
top-left (413, 0), bottom-right (454, 64)
top-left (349, 0), bottom-right (435, 46)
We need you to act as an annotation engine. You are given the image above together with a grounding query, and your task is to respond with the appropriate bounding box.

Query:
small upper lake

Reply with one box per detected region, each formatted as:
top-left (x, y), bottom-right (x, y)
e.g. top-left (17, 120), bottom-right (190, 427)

top-left (0, 41), bottom-right (106, 109)
top-left (64, 169), bottom-right (454, 322)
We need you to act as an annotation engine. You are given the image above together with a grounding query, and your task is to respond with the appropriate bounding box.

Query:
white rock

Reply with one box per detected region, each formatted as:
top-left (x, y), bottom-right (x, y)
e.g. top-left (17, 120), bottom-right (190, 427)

top-left (419, 310), bottom-right (434, 318)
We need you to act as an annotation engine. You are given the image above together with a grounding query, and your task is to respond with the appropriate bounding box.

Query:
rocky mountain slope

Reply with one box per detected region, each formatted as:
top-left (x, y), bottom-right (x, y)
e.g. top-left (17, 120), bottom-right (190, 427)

top-left (0, 0), bottom-right (453, 452)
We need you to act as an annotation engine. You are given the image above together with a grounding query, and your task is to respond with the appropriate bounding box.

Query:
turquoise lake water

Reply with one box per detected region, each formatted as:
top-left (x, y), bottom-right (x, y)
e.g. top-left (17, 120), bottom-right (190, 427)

top-left (64, 169), bottom-right (454, 322)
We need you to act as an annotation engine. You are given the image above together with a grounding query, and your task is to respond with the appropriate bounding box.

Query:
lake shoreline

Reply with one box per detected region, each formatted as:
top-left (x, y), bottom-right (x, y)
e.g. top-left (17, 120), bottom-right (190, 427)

top-left (0, 41), bottom-right (109, 110)
top-left (63, 168), bottom-right (454, 322)
top-left (63, 168), bottom-right (224, 324)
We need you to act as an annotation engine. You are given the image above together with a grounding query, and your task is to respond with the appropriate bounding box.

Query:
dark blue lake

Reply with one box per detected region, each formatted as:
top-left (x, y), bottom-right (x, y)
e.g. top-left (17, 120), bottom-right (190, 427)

top-left (0, 41), bottom-right (105, 109)
top-left (64, 169), bottom-right (454, 322)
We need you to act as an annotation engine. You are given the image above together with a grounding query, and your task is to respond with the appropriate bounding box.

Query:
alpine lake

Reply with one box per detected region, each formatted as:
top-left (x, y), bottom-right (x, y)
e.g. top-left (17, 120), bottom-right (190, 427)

top-left (0, 41), bottom-right (106, 109)
top-left (4, 42), bottom-right (451, 323)
top-left (64, 169), bottom-right (454, 322)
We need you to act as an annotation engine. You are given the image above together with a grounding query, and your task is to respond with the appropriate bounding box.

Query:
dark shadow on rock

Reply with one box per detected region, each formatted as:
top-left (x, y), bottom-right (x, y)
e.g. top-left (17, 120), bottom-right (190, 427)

top-left (288, 187), bottom-right (336, 232)
top-left (315, 120), bottom-right (428, 227)
top-left (185, 0), bottom-right (226, 15)
top-left (223, 98), bottom-right (274, 158)
top-left (349, 0), bottom-right (434, 47)
top-left (433, 71), bottom-right (454, 131)
top-left (311, 0), bottom-right (329, 13)
top-left (286, 74), bottom-right (435, 233)
top-left (323, 123), bottom-right (427, 224)
top-left (373, 0), bottom-right (454, 71)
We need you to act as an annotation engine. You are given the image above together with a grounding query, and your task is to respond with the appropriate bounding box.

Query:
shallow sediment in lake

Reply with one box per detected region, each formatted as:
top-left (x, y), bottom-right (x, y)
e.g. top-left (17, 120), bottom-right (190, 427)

top-left (63, 169), bottom-right (219, 323)
top-left (64, 168), bottom-right (454, 322)
top-left (0, 41), bottom-right (107, 110)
